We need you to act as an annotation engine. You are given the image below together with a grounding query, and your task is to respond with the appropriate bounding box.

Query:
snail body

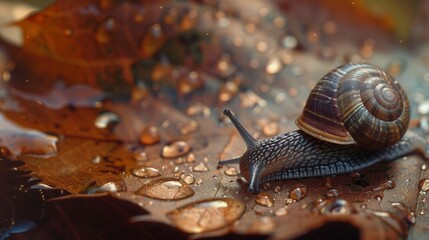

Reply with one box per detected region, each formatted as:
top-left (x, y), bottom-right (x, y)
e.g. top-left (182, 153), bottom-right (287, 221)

top-left (220, 63), bottom-right (429, 193)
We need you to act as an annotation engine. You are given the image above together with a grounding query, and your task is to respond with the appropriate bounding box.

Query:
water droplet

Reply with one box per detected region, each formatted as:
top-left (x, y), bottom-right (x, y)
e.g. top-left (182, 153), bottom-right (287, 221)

top-left (256, 41), bottom-right (268, 52)
top-left (239, 91), bottom-right (267, 109)
top-left (186, 153), bottom-right (196, 163)
top-left (232, 36), bottom-right (243, 47)
top-left (65, 28), bottom-right (73, 36)
top-left (418, 100), bottom-right (429, 115)
top-left (177, 71), bottom-right (204, 95)
top-left (186, 103), bottom-right (211, 117)
top-left (193, 162), bottom-right (208, 172)
top-left (91, 155), bottom-right (102, 164)
top-left (140, 23), bottom-right (165, 58)
top-left (216, 55), bottom-right (236, 78)
top-left (262, 122), bottom-right (280, 137)
top-left (318, 199), bottom-right (355, 215)
top-left (82, 176), bottom-right (127, 194)
top-left (131, 167), bottom-right (161, 178)
top-left (419, 179), bottom-right (429, 192)
top-left (181, 174), bottom-right (195, 184)
top-left (218, 81), bottom-right (239, 103)
top-left (196, 178), bottom-right (203, 185)
top-left (166, 198), bottom-right (245, 233)
top-left (180, 9), bottom-right (198, 31)
top-left (95, 17), bottom-right (116, 43)
top-left (420, 209), bottom-right (425, 215)
top-left (422, 164), bottom-right (427, 171)
top-left (94, 111), bottom-right (119, 129)
top-left (140, 126), bottom-right (161, 145)
top-left (265, 57), bottom-right (282, 75)
top-left (373, 180), bottom-right (396, 191)
top-left (224, 167), bottom-right (238, 176)
top-left (133, 149), bottom-right (148, 162)
top-left (255, 193), bottom-right (274, 207)
top-left (289, 184), bottom-right (307, 201)
top-left (161, 141), bottom-right (191, 158)
top-left (273, 186), bottom-right (281, 193)
top-left (135, 178), bottom-right (194, 200)
top-left (326, 189), bottom-right (340, 198)
top-left (273, 17), bottom-right (285, 28)
top-left (178, 120), bottom-right (198, 135)
top-left (281, 35), bottom-right (298, 49)
top-left (274, 206), bottom-right (288, 216)
top-left (163, 8), bottom-right (178, 24)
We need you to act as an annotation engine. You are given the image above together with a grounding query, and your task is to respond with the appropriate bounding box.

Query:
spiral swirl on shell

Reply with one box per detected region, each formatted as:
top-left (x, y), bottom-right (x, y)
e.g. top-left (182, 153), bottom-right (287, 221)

top-left (296, 63), bottom-right (410, 150)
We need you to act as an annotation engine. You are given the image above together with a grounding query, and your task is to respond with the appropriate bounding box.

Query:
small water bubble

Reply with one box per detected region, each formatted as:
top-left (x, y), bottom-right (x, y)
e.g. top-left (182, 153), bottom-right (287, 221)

top-left (418, 100), bottom-right (429, 115)
top-left (91, 155), bottom-right (102, 164)
top-left (262, 122), bottom-right (280, 137)
top-left (94, 111), bottom-right (119, 129)
top-left (218, 81), bottom-right (239, 103)
top-left (181, 174), bottom-right (195, 184)
top-left (265, 57), bottom-right (282, 75)
top-left (373, 180), bottom-right (396, 191)
top-left (193, 162), bottom-right (209, 172)
top-left (196, 178), bottom-right (203, 185)
top-left (281, 35), bottom-right (298, 49)
top-left (186, 153), bottom-right (196, 163)
top-left (133, 149), bottom-right (148, 162)
top-left (256, 41), bottom-right (268, 52)
top-left (274, 206), bottom-right (288, 216)
top-left (161, 141), bottom-right (191, 158)
top-left (422, 164), bottom-right (427, 171)
top-left (186, 103), bottom-right (211, 117)
top-left (273, 16), bottom-right (285, 28)
top-left (419, 209), bottom-right (425, 215)
top-left (135, 178), bottom-right (194, 200)
top-left (255, 193), bottom-right (274, 207)
top-left (224, 167), bottom-right (238, 176)
top-left (140, 126), bottom-right (160, 145)
top-left (273, 186), bottom-right (281, 193)
top-left (178, 121), bottom-right (198, 135)
top-left (166, 198), bottom-right (245, 233)
top-left (131, 167), bottom-right (161, 178)
top-left (419, 179), bottom-right (429, 192)
top-left (326, 189), bottom-right (340, 198)
top-left (82, 176), bottom-right (127, 194)
top-left (140, 23), bottom-right (165, 57)
top-left (95, 17), bottom-right (116, 43)
top-left (288, 184), bottom-right (307, 201)
top-left (319, 199), bottom-right (354, 215)
top-left (173, 166), bottom-right (180, 173)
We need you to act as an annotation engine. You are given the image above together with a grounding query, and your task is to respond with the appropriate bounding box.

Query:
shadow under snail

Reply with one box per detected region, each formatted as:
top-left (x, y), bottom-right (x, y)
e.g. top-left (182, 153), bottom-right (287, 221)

top-left (219, 63), bottom-right (429, 193)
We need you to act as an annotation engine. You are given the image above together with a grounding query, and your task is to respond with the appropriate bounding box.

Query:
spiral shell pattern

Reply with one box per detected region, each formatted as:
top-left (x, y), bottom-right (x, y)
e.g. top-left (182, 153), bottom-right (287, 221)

top-left (296, 63), bottom-right (409, 150)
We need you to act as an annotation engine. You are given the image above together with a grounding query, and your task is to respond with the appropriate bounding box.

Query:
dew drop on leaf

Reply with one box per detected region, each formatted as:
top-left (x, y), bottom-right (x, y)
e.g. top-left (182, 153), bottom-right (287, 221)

top-left (255, 192), bottom-right (274, 207)
top-left (131, 167), bottom-right (161, 178)
top-left (135, 178), bottom-right (194, 200)
top-left (288, 183), bottom-right (307, 201)
top-left (419, 179), bottom-right (429, 192)
top-left (161, 141), bottom-right (191, 158)
top-left (326, 188), bottom-right (340, 198)
top-left (140, 126), bottom-right (161, 145)
top-left (82, 176), bottom-right (127, 194)
top-left (166, 198), bottom-right (245, 233)
top-left (94, 111), bottom-right (119, 129)
top-left (265, 57), bottom-right (282, 75)
top-left (133, 149), bottom-right (148, 162)
top-left (181, 174), bottom-right (195, 185)
top-left (224, 167), bottom-right (238, 176)
top-left (192, 162), bottom-right (208, 172)
top-left (318, 199), bottom-right (355, 215)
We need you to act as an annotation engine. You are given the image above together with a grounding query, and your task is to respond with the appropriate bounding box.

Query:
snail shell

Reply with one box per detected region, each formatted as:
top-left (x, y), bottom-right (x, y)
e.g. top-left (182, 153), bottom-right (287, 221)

top-left (296, 63), bottom-right (410, 149)
top-left (220, 63), bottom-right (428, 193)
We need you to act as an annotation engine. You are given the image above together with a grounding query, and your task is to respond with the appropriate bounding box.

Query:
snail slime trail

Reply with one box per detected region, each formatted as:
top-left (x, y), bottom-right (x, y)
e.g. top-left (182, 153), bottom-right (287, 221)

top-left (220, 63), bottom-right (429, 193)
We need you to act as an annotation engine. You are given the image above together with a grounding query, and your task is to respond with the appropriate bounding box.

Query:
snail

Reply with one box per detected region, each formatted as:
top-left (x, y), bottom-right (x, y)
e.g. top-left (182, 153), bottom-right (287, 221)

top-left (219, 63), bottom-right (429, 193)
